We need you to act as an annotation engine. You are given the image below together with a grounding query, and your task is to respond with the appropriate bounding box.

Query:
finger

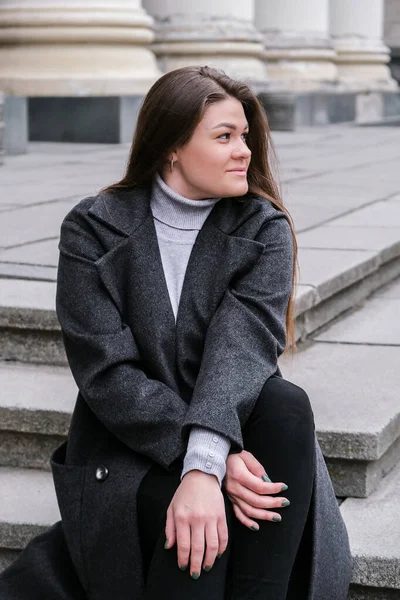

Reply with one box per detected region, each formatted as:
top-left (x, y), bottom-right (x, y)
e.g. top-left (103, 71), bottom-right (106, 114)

top-left (217, 513), bottom-right (229, 558)
top-left (190, 522), bottom-right (206, 579)
top-left (175, 514), bottom-right (191, 572)
top-left (229, 475), bottom-right (288, 499)
top-left (240, 450), bottom-right (271, 480)
top-left (232, 500), bottom-right (261, 530)
top-left (164, 506), bottom-right (176, 550)
top-left (233, 495), bottom-right (284, 523)
top-left (202, 521), bottom-right (219, 572)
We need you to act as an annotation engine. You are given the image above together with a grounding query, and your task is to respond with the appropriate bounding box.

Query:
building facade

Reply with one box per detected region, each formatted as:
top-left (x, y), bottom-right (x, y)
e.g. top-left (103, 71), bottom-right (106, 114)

top-left (0, 0), bottom-right (399, 152)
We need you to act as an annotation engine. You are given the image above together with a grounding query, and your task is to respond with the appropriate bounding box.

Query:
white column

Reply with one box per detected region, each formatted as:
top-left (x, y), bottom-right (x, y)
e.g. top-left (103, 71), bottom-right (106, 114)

top-left (255, 0), bottom-right (337, 91)
top-left (0, 0), bottom-right (161, 96)
top-left (142, 0), bottom-right (266, 82)
top-left (330, 0), bottom-right (397, 91)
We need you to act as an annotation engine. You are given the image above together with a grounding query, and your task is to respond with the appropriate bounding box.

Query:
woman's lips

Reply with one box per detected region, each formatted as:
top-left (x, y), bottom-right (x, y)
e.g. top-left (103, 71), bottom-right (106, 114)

top-left (227, 169), bottom-right (247, 176)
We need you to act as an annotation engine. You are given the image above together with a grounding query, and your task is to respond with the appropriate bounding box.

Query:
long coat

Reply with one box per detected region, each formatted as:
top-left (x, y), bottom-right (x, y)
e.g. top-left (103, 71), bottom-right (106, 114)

top-left (49, 183), bottom-right (352, 600)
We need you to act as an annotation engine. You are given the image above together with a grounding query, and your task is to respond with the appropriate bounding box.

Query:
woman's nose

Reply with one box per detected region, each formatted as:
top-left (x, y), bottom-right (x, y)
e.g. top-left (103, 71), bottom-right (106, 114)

top-left (232, 140), bottom-right (251, 159)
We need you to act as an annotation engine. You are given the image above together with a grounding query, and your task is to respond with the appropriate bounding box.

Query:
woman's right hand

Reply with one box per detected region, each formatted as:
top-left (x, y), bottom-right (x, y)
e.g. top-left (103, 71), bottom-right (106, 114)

top-left (164, 470), bottom-right (229, 579)
top-left (223, 450), bottom-right (290, 530)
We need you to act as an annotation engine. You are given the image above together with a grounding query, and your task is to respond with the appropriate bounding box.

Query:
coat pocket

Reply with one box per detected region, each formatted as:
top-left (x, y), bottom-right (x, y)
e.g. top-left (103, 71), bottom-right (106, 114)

top-left (50, 440), bottom-right (89, 592)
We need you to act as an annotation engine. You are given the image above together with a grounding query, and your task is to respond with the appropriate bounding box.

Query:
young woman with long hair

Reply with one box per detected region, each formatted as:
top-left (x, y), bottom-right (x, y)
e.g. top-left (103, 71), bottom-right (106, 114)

top-left (0, 65), bottom-right (351, 600)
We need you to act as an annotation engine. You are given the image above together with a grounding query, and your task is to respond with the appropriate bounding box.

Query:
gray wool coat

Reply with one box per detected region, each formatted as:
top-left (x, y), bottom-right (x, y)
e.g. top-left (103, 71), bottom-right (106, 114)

top-left (50, 183), bottom-right (352, 600)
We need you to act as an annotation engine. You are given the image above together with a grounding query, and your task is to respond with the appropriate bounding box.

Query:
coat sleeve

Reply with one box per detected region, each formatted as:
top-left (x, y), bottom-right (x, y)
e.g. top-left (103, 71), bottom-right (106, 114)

top-left (56, 216), bottom-right (188, 470)
top-left (181, 211), bottom-right (294, 455)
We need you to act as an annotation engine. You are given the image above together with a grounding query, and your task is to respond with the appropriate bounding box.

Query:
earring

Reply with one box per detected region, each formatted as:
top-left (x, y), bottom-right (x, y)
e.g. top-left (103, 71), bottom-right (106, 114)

top-left (170, 158), bottom-right (174, 173)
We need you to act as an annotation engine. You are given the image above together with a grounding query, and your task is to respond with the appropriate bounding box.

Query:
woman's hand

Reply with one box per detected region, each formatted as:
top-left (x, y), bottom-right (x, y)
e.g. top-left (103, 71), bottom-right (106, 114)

top-left (223, 450), bottom-right (290, 530)
top-left (164, 470), bottom-right (229, 579)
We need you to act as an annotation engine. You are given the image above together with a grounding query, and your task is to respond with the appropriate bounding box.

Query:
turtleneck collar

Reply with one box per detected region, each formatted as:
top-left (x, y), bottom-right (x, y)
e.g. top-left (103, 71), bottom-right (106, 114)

top-left (150, 172), bottom-right (221, 230)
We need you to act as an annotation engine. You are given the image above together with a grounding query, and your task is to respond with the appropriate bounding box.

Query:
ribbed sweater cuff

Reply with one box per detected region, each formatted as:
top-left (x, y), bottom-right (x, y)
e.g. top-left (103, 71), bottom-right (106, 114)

top-left (180, 426), bottom-right (231, 488)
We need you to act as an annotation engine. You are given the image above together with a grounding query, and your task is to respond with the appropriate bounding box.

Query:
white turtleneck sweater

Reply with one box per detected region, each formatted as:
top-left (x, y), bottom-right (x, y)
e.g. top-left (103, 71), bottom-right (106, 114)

top-left (150, 172), bottom-right (232, 487)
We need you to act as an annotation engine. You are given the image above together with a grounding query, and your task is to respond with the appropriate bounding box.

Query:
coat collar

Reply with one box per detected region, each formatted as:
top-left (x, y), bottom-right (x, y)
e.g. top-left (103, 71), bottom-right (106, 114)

top-left (87, 183), bottom-right (265, 401)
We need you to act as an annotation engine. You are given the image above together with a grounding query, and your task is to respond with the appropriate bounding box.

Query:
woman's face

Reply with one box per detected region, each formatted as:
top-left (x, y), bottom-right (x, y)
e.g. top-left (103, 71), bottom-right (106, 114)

top-left (164, 97), bottom-right (252, 200)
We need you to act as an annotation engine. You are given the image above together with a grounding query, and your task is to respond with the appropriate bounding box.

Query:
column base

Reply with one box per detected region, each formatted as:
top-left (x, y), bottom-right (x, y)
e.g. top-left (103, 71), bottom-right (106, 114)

top-left (388, 49), bottom-right (400, 86)
top-left (258, 90), bottom-right (400, 130)
top-left (4, 96), bottom-right (28, 156)
top-left (29, 96), bottom-right (144, 144)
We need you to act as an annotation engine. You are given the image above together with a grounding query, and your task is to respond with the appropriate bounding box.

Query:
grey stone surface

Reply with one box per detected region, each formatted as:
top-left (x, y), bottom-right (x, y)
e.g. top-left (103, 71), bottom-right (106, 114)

top-left (4, 96), bottom-right (28, 156)
top-left (298, 247), bottom-right (379, 300)
top-left (0, 279), bottom-right (57, 328)
top-left (376, 278), bottom-right (400, 299)
top-left (0, 329), bottom-right (66, 365)
top-left (326, 433), bottom-right (400, 498)
top-left (314, 298), bottom-right (400, 345)
top-left (0, 431), bottom-right (65, 471)
top-left (29, 96), bottom-right (143, 144)
top-left (297, 226), bottom-right (400, 263)
top-left (326, 200), bottom-right (400, 229)
top-left (0, 361), bottom-right (75, 433)
top-left (341, 460), bottom-right (400, 589)
top-left (0, 467), bottom-right (59, 548)
top-left (0, 238), bottom-right (59, 267)
top-left (279, 342), bottom-right (400, 461)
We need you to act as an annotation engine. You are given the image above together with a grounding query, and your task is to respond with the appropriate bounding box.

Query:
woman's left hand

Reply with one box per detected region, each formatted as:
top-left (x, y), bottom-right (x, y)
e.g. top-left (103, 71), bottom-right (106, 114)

top-left (223, 450), bottom-right (289, 530)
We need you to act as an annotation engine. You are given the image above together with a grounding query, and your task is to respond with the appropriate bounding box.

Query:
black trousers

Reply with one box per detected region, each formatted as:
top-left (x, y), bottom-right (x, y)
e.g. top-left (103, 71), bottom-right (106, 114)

top-left (137, 375), bottom-right (316, 600)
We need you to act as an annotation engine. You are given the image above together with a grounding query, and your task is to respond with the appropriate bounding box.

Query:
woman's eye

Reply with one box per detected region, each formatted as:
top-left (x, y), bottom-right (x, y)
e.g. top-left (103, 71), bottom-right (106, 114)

top-left (219, 133), bottom-right (230, 140)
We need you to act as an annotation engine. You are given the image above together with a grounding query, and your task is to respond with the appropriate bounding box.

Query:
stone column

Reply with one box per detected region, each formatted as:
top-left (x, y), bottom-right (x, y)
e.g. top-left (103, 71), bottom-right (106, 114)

top-left (0, 0), bottom-right (161, 146)
top-left (384, 0), bottom-right (400, 84)
top-left (254, 0), bottom-right (337, 90)
top-left (330, 0), bottom-right (397, 90)
top-left (142, 0), bottom-right (266, 83)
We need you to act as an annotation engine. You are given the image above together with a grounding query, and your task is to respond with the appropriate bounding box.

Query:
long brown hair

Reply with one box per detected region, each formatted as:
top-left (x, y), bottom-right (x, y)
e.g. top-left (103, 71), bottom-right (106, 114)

top-left (104, 65), bottom-right (298, 351)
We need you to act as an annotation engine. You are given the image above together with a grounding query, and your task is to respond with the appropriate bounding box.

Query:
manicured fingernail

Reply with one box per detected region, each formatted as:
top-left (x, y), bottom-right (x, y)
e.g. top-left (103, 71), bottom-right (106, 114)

top-left (262, 474), bottom-right (271, 482)
top-left (251, 524), bottom-right (259, 531)
top-left (204, 565), bottom-right (212, 572)
top-left (282, 500), bottom-right (290, 507)
top-left (217, 553), bottom-right (223, 559)
top-left (179, 564), bottom-right (188, 571)
top-left (191, 572), bottom-right (200, 579)
top-left (272, 516), bottom-right (282, 522)
top-left (281, 485), bottom-right (288, 491)
top-left (164, 539), bottom-right (169, 550)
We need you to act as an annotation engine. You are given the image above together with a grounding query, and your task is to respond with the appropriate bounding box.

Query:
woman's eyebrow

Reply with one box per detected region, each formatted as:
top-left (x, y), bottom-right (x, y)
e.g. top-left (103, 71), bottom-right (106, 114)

top-left (212, 122), bottom-right (249, 130)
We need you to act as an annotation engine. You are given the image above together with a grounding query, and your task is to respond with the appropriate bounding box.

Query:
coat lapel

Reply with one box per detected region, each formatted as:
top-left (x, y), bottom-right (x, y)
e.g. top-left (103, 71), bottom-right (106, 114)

top-left (87, 183), bottom-right (265, 402)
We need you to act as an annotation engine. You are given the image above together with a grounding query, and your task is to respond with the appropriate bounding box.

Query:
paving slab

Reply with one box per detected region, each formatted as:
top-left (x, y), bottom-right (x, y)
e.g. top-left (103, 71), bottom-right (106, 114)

top-left (0, 467), bottom-right (59, 549)
top-left (0, 201), bottom-right (77, 248)
top-left (0, 238), bottom-right (59, 267)
top-left (314, 297), bottom-right (400, 345)
top-left (279, 342), bottom-right (400, 461)
top-left (341, 459), bottom-right (400, 590)
top-left (326, 199), bottom-right (400, 229)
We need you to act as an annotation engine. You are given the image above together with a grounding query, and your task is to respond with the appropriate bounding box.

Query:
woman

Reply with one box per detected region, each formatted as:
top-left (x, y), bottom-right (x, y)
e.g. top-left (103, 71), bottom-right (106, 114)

top-left (0, 66), bottom-right (352, 599)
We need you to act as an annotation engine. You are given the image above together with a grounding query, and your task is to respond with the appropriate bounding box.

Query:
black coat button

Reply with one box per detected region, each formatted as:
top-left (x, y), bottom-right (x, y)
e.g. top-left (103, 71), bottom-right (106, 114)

top-left (95, 465), bottom-right (109, 482)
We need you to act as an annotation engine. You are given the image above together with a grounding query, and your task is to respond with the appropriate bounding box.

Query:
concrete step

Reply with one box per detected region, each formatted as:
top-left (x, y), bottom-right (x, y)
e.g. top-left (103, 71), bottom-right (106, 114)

top-left (342, 458), bottom-right (400, 599)
top-left (0, 361), bottom-right (75, 469)
top-left (280, 277), bottom-right (400, 498)
top-left (0, 466), bottom-right (59, 572)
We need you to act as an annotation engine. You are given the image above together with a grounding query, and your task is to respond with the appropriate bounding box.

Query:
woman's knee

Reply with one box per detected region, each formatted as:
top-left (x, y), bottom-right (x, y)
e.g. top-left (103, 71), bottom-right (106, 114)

top-left (252, 376), bottom-right (315, 432)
